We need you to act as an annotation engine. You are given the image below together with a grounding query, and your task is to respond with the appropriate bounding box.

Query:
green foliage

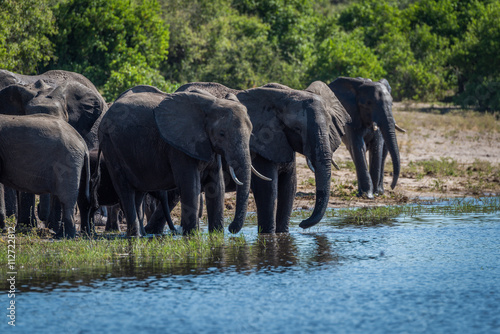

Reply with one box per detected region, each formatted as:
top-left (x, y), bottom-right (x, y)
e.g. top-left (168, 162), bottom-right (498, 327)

top-left (101, 63), bottom-right (181, 101)
top-left (449, 1), bottom-right (500, 110)
top-left (2, 0), bottom-right (500, 108)
top-left (310, 28), bottom-right (386, 83)
top-left (49, 0), bottom-right (169, 92)
top-left (0, 0), bottom-right (56, 74)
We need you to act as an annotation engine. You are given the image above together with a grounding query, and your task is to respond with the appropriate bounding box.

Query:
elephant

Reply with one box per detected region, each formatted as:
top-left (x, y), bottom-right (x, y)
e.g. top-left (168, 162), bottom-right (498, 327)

top-left (0, 114), bottom-right (90, 238)
top-left (328, 77), bottom-right (403, 198)
top-left (0, 69), bottom-right (107, 229)
top-left (171, 81), bottom-right (350, 233)
top-left (88, 148), bottom-right (176, 233)
top-left (97, 85), bottom-right (253, 237)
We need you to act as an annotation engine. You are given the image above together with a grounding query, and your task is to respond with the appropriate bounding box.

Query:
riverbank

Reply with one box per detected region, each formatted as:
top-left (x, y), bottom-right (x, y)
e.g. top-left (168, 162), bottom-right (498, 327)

top-left (236, 104), bottom-right (500, 213)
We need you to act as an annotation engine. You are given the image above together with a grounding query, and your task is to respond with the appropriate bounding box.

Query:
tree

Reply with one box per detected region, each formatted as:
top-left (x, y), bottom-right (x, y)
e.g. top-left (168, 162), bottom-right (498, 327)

top-left (0, 0), bottom-right (56, 74)
top-left (49, 0), bottom-right (169, 99)
top-left (450, 1), bottom-right (500, 110)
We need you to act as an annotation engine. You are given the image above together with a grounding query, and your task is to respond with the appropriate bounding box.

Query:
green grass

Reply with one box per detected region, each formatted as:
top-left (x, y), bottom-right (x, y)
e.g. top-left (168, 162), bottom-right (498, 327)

top-left (0, 218), bottom-right (247, 283)
top-left (292, 197), bottom-right (500, 225)
top-left (2, 196), bottom-right (499, 286)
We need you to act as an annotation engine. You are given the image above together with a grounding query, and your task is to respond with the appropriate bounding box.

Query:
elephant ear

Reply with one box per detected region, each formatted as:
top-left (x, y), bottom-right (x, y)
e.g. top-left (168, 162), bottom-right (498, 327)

top-left (153, 92), bottom-right (215, 162)
top-left (51, 81), bottom-right (106, 135)
top-left (305, 81), bottom-right (351, 152)
top-left (378, 78), bottom-right (392, 94)
top-left (0, 84), bottom-right (37, 115)
top-left (328, 77), bottom-right (364, 130)
top-left (237, 88), bottom-right (294, 163)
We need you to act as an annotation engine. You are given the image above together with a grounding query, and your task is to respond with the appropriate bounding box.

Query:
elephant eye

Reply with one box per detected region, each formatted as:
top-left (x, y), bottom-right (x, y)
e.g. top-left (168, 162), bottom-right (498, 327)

top-left (219, 130), bottom-right (226, 137)
top-left (294, 126), bottom-right (301, 133)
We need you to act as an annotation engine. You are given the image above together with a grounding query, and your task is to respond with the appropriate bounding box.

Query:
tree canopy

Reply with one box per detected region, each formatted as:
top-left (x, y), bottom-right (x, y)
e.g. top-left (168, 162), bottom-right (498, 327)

top-left (1, 0), bottom-right (498, 110)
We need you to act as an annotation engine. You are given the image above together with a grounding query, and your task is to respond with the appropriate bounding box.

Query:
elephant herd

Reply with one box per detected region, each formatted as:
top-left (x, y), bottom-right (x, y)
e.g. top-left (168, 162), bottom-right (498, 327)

top-left (0, 69), bottom-right (403, 238)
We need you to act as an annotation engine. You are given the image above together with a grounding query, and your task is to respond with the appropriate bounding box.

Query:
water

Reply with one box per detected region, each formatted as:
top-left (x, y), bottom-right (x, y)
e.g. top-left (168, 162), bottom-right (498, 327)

top-left (2, 203), bottom-right (500, 333)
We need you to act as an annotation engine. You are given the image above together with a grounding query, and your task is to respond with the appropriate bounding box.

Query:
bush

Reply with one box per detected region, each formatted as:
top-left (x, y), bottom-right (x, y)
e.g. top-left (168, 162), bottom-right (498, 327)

top-left (101, 63), bottom-right (181, 102)
top-left (49, 0), bottom-right (169, 89)
top-left (0, 0), bottom-right (56, 74)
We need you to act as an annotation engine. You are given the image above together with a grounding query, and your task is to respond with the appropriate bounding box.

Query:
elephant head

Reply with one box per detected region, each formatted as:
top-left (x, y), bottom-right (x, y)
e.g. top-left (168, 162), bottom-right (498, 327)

top-left (0, 79), bottom-right (106, 138)
top-left (0, 70), bottom-right (107, 138)
top-left (237, 83), bottom-right (349, 228)
top-left (328, 77), bottom-right (401, 194)
top-left (153, 90), bottom-right (253, 233)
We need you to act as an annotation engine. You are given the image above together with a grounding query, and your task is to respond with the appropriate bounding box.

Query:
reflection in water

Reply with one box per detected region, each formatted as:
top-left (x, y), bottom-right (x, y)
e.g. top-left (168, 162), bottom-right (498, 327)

top-left (13, 231), bottom-right (346, 292)
top-left (4, 207), bottom-right (500, 334)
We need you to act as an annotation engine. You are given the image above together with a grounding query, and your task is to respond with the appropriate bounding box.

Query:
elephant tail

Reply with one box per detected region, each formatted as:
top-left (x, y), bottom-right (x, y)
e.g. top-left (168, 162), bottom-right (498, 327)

top-left (90, 147), bottom-right (102, 210)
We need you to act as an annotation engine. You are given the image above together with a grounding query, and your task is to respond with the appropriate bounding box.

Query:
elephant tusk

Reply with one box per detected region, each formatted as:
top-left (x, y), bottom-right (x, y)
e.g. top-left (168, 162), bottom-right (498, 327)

top-left (306, 158), bottom-right (315, 173)
top-left (373, 123), bottom-right (379, 132)
top-left (251, 165), bottom-right (272, 182)
top-left (395, 124), bottom-right (407, 133)
top-left (332, 158), bottom-right (340, 170)
top-left (217, 154), bottom-right (222, 170)
top-left (229, 166), bottom-right (244, 186)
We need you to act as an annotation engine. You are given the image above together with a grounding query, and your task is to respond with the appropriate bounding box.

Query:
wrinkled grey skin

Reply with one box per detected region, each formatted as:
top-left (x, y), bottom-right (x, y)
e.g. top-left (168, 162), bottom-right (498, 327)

top-left (328, 77), bottom-right (401, 198)
top-left (89, 148), bottom-right (176, 233)
top-left (0, 69), bottom-right (107, 229)
top-left (174, 82), bottom-right (350, 232)
top-left (0, 114), bottom-right (90, 238)
top-left (98, 85), bottom-right (253, 237)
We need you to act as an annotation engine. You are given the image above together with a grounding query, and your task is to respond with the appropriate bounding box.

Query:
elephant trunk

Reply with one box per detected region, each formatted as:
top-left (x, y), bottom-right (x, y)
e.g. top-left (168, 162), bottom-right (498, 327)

top-left (228, 153), bottom-right (252, 234)
top-left (299, 158), bottom-right (331, 229)
top-left (299, 124), bottom-right (332, 229)
top-left (376, 108), bottom-right (400, 189)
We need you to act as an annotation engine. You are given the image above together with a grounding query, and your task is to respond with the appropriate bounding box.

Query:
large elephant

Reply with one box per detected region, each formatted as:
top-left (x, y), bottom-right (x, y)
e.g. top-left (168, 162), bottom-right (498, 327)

top-left (174, 81), bottom-right (350, 233)
top-left (0, 69), bottom-right (107, 229)
top-left (98, 85), bottom-right (253, 237)
top-left (88, 148), bottom-right (176, 233)
top-left (328, 77), bottom-right (402, 198)
top-left (0, 114), bottom-right (90, 238)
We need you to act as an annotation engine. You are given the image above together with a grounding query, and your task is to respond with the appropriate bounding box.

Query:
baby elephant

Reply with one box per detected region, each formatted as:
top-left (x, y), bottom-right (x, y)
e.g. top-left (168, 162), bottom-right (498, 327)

top-left (0, 114), bottom-right (90, 238)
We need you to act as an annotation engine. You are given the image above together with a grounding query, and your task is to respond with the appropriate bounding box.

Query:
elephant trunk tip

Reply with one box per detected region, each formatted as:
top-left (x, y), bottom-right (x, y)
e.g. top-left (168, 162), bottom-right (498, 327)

top-left (390, 174), bottom-right (399, 190)
top-left (299, 217), bottom-right (320, 229)
top-left (228, 220), bottom-right (243, 234)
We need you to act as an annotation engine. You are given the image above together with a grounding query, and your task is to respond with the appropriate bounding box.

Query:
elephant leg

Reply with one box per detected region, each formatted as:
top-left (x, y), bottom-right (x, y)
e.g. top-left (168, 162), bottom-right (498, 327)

top-left (47, 197), bottom-right (62, 231)
top-left (349, 134), bottom-right (374, 198)
top-left (5, 186), bottom-right (17, 218)
top-left (144, 189), bottom-right (180, 234)
top-left (37, 194), bottom-right (51, 222)
top-left (143, 194), bottom-right (157, 222)
top-left (368, 132), bottom-right (385, 196)
top-left (199, 194), bottom-right (204, 219)
top-left (178, 175), bottom-right (201, 235)
top-left (276, 162), bottom-right (297, 233)
top-left (203, 166), bottom-right (225, 233)
top-left (77, 189), bottom-right (93, 237)
top-left (17, 192), bottom-right (37, 230)
top-left (377, 145), bottom-right (389, 195)
top-left (251, 155), bottom-right (278, 234)
top-left (118, 190), bottom-right (141, 237)
top-left (105, 205), bottom-right (121, 232)
top-left (55, 198), bottom-right (77, 239)
top-left (135, 192), bottom-right (147, 236)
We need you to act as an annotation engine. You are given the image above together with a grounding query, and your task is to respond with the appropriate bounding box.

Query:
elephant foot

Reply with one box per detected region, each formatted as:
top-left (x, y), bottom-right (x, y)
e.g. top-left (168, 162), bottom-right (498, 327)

top-left (144, 224), bottom-right (164, 235)
top-left (15, 224), bottom-right (33, 234)
top-left (357, 191), bottom-right (374, 199)
top-left (54, 223), bottom-right (76, 239)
